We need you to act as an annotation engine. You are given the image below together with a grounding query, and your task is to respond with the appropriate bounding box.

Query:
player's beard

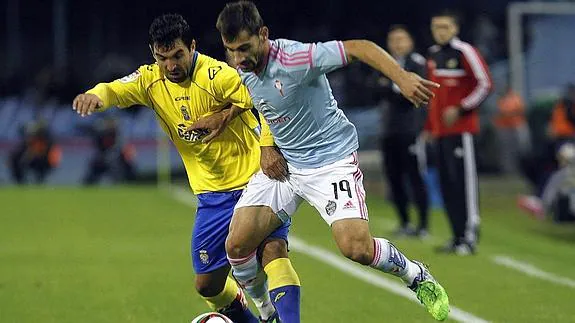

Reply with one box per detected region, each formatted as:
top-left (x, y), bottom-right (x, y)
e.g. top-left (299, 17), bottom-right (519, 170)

top-left (166, 68), bottom-right (187, 83)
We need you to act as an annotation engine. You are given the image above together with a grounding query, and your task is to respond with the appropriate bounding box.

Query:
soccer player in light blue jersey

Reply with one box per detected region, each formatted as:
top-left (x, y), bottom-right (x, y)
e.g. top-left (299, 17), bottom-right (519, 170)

top-left (191, 1), bottom-right (450, 321)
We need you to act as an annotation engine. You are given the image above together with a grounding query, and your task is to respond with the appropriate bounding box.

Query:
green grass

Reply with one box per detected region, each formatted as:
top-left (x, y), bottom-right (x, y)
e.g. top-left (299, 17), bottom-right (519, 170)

top-left (1, 180), bottom-right (575, 322)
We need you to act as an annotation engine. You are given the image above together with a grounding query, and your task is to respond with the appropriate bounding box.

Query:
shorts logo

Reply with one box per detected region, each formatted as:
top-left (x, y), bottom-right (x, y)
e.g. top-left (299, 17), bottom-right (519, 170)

top-left (199, 250), bottom-right (209, 264)
top-left (343, 200), bottom-right (356, 210)
top-left (325, 200), bottom-right (337, 216)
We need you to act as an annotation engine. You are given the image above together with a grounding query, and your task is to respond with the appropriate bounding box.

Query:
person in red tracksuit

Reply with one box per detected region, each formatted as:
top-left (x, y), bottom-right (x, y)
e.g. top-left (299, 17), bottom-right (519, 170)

top-left (422, 10), bottom-right (493, 255)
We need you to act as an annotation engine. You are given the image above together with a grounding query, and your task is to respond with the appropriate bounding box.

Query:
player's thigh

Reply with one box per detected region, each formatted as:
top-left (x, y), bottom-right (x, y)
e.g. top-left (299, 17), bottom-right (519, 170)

top-left (229, 171), bottom-right (300, 257)
top-left (298, 152), bottom-right (369, 226)
top-left (192, 191), bottom-right (242, 276)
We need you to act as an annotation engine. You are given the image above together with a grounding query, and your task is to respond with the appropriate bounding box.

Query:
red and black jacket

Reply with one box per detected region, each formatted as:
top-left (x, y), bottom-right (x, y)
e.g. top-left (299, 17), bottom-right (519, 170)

top-left (425, 37), bottom-right (493, 137)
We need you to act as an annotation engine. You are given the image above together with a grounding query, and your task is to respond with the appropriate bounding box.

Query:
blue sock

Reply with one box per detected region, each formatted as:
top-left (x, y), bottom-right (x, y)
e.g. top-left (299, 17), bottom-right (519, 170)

top-left (264, 258), bottom-right (301, 323)
top-left (270, 285), bottom-right (301, 323)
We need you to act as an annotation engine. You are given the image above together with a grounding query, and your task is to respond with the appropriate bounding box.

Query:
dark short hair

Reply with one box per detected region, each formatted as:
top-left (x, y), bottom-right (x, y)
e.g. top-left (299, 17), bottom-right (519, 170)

top-left (432, 9), bottom-right (461, 26)
top-left (388, 24), bottom-right (411, 35)
top-left (149, 14), bottom-right (193, 49)
top-left (216, 1), bottom-right (264, 42)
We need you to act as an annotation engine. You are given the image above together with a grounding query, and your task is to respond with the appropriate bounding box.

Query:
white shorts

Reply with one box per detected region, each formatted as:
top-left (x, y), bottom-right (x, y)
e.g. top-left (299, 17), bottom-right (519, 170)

top-left (235, 152), bottom-right (369, 226)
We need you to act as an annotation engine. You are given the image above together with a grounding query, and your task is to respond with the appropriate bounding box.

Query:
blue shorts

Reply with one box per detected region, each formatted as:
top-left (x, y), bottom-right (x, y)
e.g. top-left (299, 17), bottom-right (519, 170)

top-left (192, 190), bottom-right (291, 274)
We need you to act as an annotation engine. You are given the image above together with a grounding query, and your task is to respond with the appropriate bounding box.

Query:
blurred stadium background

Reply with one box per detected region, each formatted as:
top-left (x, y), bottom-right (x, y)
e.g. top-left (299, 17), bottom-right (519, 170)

top-left (2, 0), bottom-right (575, 322)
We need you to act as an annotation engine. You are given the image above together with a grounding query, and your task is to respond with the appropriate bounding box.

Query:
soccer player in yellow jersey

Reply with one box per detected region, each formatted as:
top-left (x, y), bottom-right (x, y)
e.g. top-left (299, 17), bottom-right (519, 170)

top-left (72, 14), bottom-right (299, 323)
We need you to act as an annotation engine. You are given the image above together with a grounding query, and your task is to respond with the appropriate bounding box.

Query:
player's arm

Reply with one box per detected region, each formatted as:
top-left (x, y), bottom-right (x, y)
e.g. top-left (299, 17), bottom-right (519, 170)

top-left (73, 67), bottom-right (150, 117)
top-left (459, 45), bottom-right (492, 111)
top-left (342, 40), bottom-right (439, 107)
top-left (187, 65), bottom-right (254, 142)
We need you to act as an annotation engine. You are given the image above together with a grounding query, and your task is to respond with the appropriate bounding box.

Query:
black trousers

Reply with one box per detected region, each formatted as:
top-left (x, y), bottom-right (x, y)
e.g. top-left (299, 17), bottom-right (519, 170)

top-left (436, 133), bottom-right (480, 245)
top-left (381, 133), bottom-right (429, 229)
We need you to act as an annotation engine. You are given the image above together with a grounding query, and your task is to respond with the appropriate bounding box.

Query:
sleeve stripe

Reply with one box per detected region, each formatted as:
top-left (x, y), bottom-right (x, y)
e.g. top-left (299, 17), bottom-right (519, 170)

top-left (270, 46), bottom-right (312, 67)
top-left (452, 39), bottom-right (491, 109)
top-left (337, 41), bottom-right (348, 65)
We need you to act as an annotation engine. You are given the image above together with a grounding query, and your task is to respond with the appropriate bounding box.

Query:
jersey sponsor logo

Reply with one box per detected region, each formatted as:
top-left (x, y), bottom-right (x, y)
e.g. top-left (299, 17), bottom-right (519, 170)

top-left (266, 116), bottom-right (291, 124)
top-left (199, 250), bottom-right (210, 264)
top-left (180, 106), bottom-right (191, 121)
top-left (118, 70), bottom-right (141, 83)
top-left (208, 66), bottom-right (222, 80)
top-left (175, 96), bottom-right (190, 101)
top-left (325, 200), bottom-right (337, 216)
top-left (257, 99), bottom-right (291, 125)
top-left (177, 124), bottom-right (209, 142)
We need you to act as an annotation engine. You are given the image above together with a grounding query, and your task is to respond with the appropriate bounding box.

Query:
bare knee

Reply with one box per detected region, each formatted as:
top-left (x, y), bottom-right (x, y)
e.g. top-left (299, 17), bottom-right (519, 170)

top-left (195, 277), bottom-right (224, 298)
top-left (339, 239), bottom-right (373, 265)
top-left (225, 235), bottom-right (254, 259)
top-left (260, 238), bottom-right (288, 267)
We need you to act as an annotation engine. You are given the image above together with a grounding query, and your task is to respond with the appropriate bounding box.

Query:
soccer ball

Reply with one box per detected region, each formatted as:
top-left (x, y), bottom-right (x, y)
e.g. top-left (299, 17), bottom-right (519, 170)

top-left (191, 312), bottom-right (233, 323)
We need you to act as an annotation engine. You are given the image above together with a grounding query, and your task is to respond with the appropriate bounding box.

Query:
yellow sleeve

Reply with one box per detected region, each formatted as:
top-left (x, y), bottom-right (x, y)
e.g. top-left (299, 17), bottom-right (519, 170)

top-left (86, 66), bottom-right (151, 110)
top-left (259, 112), bottom-right (275, 146)
top-left (210, 64), bottom-right (253, 110)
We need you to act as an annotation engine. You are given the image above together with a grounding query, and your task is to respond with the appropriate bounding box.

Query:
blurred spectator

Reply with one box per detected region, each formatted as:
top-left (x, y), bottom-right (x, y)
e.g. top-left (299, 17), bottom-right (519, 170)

top-left (493, 86), bottom-right (530, 174)
top-left (82, 117), bottom-right (137, 185)
top-left (518, 142), bottom-right (575, 223)
top-left (378, 25), bottom-right (429, 238)
top-left (8, 121), bottom-right (61, 184)
top-left (548, 83), bottom-right (575, 152)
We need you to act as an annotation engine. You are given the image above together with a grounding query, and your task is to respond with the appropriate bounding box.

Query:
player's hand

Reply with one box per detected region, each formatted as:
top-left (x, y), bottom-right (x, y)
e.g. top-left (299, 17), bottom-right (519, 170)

top-left (396, 71), bottom-right (440, 108)
top-left (72, 93), bottom-right (103, 117)
top-left (261, 146), bottom-right (289, 182)
top-left (187, 110), bottom-right (230, 144)
top-left (442, 106), bottom-right (460, 127)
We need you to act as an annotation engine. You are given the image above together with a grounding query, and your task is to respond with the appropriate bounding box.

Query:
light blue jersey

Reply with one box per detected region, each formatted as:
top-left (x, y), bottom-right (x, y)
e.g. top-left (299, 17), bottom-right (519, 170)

top-left (238, 39), bottom-right (358, 168)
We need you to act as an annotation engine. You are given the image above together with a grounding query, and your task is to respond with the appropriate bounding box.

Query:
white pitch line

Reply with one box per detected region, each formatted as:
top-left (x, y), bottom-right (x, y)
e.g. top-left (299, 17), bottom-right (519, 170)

top-left (492, 255), bottom-right (575, 289)
top-left (169, 187), bottom-right (489, 323)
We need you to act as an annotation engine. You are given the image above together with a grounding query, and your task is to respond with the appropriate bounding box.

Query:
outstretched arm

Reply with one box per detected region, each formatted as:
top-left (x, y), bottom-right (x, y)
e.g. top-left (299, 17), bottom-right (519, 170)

top-left (343, 40), bottom-right (439, 107)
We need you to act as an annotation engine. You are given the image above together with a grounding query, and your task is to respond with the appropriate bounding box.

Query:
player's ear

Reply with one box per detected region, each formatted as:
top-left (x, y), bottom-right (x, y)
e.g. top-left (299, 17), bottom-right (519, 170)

top-left (259, 26), bottom-right (269, 41)
top-left (189, 39), bottom-right (196, 53)
top-left (149, 44), bottom-right (156, 61)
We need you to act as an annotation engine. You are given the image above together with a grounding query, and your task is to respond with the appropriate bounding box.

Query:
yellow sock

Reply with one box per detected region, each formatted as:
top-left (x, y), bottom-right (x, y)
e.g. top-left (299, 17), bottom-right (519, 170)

top-left (264, 258), bottom-right (301, 290)
top-left (203, 276), bottom-right (239, 311)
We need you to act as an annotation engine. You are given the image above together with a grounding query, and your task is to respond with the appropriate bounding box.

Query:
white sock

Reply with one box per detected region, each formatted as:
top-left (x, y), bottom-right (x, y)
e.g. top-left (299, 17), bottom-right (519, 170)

top-left (228, 252), bottom-right (275, 319)
top-left (369, 237), bottom-right (421, 285)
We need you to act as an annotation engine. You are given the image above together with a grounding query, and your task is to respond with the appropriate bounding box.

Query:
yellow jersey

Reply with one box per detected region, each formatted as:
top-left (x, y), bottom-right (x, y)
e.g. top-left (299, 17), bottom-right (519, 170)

top-left (87, 52), bottom-right (272, 194)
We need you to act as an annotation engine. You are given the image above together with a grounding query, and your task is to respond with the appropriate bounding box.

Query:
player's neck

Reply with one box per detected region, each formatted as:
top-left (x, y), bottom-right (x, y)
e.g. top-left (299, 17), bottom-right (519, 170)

top-left (254, 40), bottom-right (271, 75)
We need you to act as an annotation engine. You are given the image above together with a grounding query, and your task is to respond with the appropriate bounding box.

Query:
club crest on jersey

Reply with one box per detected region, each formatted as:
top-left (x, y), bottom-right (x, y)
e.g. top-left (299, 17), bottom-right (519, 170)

top-left (118, 70), bottom-right (141, 83)
top-left (180, 105), bottom-right (191, 121)
top-left (447, 58), bottom-right (459, 69)
top-left (199, 250), bottom-right (209, 264)
top-left (325, 200), bottom-right (337, 216)
top-left (274, 79), bottom-right (285, 96)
